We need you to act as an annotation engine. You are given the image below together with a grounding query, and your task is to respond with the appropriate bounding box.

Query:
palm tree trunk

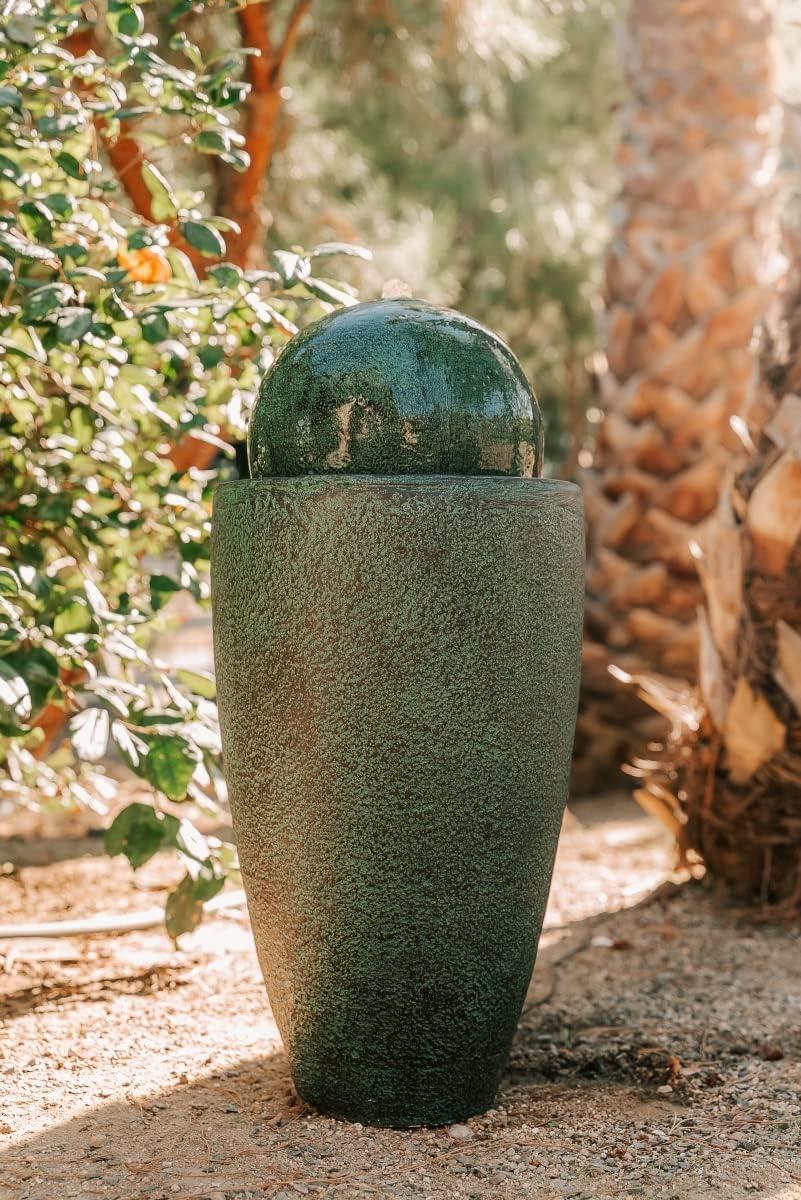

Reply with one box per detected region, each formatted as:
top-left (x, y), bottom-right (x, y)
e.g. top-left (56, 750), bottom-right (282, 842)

top-left (575, 0), bottom-right (782, 793)
top-left (631, 289), bottom-right (801, 911)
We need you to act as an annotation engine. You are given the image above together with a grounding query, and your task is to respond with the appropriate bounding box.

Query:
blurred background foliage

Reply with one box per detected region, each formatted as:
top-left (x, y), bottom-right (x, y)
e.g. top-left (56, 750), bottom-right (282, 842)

top-left (265, 0), bottom-right (622, 464)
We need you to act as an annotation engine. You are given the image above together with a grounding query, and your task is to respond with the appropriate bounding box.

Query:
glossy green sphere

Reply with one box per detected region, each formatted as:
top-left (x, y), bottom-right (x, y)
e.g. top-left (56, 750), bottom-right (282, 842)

top-left (248, 298), bottom-right (543, 478)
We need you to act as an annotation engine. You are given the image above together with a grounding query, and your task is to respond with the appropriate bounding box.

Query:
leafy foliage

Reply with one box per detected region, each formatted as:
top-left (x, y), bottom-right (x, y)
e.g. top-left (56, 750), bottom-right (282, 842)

top-left (0, 0), bottom-right (354, 932)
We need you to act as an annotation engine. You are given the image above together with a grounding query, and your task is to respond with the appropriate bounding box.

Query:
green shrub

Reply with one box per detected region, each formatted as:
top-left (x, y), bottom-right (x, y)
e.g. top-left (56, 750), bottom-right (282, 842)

top-left (0, 0), bottom-right (356, 934)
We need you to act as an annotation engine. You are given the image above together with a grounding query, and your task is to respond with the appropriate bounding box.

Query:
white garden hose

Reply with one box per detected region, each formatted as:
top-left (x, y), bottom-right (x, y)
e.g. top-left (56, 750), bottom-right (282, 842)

top-left (0, 888), bottom-right (247, 939)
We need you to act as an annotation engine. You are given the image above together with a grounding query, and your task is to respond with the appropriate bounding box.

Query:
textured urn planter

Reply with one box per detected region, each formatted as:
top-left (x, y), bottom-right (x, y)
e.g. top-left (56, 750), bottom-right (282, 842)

top-left (211, 299), bottom-right (584, 1128)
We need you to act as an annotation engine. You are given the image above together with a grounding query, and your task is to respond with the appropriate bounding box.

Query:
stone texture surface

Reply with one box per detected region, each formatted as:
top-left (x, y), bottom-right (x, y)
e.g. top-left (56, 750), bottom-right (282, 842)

top-left (248, 299), bottom-right (543, 479)
top-left (211, 475), bottom-right (584, 1127)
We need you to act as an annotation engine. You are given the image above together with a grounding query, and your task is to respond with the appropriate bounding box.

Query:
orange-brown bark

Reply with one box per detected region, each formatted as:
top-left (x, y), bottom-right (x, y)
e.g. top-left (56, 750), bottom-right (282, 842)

top-left (221, 0), bottom-right (311, 266)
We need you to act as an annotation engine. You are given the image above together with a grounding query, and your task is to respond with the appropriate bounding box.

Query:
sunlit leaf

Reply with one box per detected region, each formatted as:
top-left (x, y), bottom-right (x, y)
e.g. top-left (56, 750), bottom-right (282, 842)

top-left (175, 668), bottom-right (216, 700)
top-left (0, 229), bottom-right (58, 264)
top-left (0, 569), bottom-right (20, 596)
top-left (54, 307), bottom-right (93, 343)
top-left (54, 599), bottom-right (93, 636)
top-left (70, 707), bottom-right (110, 762)
top-left (1, 647), bottom-right (59, 716)
top-left (139, 733), bottom-right (199, 801)
top-left (141, 162), bottom-right (178, 222)
top-left (24, 283), bottom-right (74, 321)
top-left (310, 242), bottom-right (373, 261)
top-left (181, 220), bottom-right (225, 258)
top-left (105, 802), bottom-right (181, 868)
top-left (0, 661), bottom-right (31, 719)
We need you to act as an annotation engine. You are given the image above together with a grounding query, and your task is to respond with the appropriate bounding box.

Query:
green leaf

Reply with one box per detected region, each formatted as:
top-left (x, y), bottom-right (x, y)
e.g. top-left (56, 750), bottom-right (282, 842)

top-left (115, 106), bottom-right (156, 122)
top-left (175, 668), bottom-right (216, 700)
top-left (310, 242), bottom-right (373, 261)
top-left (140, 733), bottom-right (199, 801)
top-left (70, 406), bottom-right (96, 447)
top-left (165, 876), bottom-right (199, 937)
top-left (56, 151), bottom-right (85, 180)
top-left (219, 149), bottom-right (249, 172)
top-left (128, 711), bottom-right (185, 728)
top-left (0, 660), bottom-right (30, 719)
top-left (105, 290), bottom-right (133, 321)
top-left (207, 262), bottom-right (242, 288)
top-left (105, 802), bottom-right (181, 868)
top-left (54, 307), bottom-right (93, 343)
top-left (0, 87), bottom-right (22, 110)
top-left (197, 343), bottom-right (224, 369)
top-left (195, 130), bottom-right (229, 154)
top-left (0, 229), bottom-right (59, 264)
top-left (0, 155), bottom-right (20, 182)
top-left (305, 277), bottom-right (357, 306)
top-left (149, 573), bottom-right (181, 610)
top-left (57, 241), bottom-right (89, 265)
top-left (45, 193), bottom-right (73, 216)
top-left (54, 599), bottom-right (93, 637)
top-left (141, 162), bottom-right (178, 222)
top-left (1, 647), bottom-right (59, 717)
top-left (117, 5), bottom-right (145, 37)
top-left (24, 283), bottom-right (74, 321)
top-left (181, 221), bottom-right (225, 258)
top-left (0, 330), bottom-right (46, 363)
top-left (141, 312), bottom-right (170, 344)
top-left (0, 569), bottom-right (19, 596)
top-left (192, 864), bottom-right (226, 903)
top-left (37, 114), bottom-right (82, 138)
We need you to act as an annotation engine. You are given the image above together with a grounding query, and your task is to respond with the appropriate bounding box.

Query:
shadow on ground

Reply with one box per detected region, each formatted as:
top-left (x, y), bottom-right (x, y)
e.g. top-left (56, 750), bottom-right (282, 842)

top-left (1, 799), bottom-right (800, 1199)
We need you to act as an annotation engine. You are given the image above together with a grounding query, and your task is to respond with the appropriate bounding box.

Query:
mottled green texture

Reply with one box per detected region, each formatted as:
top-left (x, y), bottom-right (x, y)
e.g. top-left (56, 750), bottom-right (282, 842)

top-left (248, 300), bottom-right (543, 479)
top-left (211, 475), bottom-right (584, 1127)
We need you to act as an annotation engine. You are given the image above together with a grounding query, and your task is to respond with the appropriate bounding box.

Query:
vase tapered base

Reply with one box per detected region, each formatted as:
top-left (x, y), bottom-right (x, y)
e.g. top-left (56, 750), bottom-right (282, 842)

top-left (294, 1053), bottom-right (502, 1128)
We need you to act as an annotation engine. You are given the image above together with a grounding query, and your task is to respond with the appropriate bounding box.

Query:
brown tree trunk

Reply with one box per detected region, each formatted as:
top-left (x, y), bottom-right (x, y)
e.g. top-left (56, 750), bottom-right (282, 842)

top-left (574, 0), bottom-right (783, 793)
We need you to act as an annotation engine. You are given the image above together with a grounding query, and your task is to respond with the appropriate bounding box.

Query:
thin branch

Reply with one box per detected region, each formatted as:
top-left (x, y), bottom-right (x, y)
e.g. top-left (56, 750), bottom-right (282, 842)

top-left (220, 0), bottom-right (311, 266)
top-left (276, 0), bottom-right (311, 71)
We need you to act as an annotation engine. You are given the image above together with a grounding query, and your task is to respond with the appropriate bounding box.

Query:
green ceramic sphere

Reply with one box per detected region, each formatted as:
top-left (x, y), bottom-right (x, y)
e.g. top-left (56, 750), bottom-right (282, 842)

top-left (248, 298), bottom-right (543, 478)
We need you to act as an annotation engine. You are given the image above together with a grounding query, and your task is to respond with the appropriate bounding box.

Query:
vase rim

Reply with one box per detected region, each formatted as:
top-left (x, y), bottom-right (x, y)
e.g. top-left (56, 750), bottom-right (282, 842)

top-left (214, 474), bottom-right (582, 512)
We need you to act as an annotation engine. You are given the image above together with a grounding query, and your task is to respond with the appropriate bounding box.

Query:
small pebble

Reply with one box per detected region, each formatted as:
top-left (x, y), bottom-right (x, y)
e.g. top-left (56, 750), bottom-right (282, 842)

top-left (447, 1123), bottom-right (474, 1141)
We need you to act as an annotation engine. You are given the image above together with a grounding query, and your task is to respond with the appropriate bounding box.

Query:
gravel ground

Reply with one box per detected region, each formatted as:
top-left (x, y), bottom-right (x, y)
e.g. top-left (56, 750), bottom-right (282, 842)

top-left (0, 794), bottom-right (799, 1199)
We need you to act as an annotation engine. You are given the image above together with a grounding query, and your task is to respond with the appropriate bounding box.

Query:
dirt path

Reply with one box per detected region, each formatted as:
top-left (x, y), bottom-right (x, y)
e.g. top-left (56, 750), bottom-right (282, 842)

top-left (1, 796), bottom-right (799, 1200)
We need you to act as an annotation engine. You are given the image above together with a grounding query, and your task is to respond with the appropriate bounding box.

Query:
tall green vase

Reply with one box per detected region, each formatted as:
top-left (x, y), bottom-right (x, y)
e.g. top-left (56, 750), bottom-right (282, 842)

top-left (211, 300), bottom-right (584, 1128)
